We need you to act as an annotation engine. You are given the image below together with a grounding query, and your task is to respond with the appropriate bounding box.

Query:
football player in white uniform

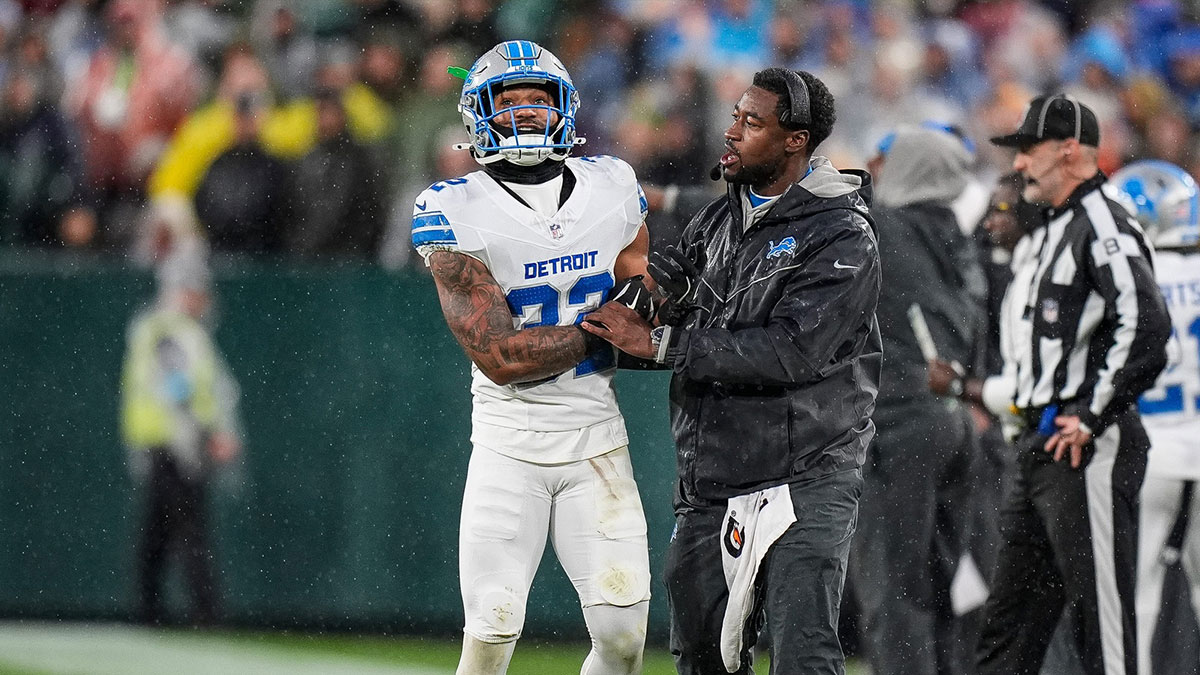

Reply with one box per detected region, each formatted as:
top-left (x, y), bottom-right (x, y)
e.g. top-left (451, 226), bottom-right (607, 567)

top-left (411, 41), bottom-right (653, 675)
top-left (1111, 160), bottom-right (1200, 675)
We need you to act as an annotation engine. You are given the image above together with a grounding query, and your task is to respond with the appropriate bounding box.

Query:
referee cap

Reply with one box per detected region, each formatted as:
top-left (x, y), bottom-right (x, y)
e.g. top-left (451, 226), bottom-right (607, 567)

top-left (990, 94), bottom-right (1099, 148)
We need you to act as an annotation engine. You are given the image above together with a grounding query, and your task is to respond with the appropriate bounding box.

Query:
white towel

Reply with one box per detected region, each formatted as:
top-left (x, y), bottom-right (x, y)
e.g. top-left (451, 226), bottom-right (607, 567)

top-left (719, 485), bottom-right (797, 672)
top-left (950, 552), bottom-right (990, 616)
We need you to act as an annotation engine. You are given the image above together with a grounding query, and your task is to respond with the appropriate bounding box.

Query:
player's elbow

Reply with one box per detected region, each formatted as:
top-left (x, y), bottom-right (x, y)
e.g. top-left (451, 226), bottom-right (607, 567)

top-left (483, 362), bottom-right (562, 387)
top-left (477, 362), bottom-right (524, 386)
top-left (483, 368), bottom-right (518, 386)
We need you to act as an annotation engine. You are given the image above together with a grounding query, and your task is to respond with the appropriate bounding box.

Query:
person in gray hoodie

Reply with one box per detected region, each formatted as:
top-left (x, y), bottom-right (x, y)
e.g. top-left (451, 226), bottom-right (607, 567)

top-left (849, 123), bottom-right (988, 675)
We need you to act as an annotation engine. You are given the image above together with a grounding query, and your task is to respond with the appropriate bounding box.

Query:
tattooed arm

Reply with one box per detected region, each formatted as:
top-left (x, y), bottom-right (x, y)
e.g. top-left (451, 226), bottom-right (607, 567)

top-left (428, 250), bottom-right (588, 385)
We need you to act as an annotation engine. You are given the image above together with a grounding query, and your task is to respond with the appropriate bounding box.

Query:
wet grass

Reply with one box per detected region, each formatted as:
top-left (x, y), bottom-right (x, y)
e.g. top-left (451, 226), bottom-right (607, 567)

top-left (0, 624), bottom-right (871, 674)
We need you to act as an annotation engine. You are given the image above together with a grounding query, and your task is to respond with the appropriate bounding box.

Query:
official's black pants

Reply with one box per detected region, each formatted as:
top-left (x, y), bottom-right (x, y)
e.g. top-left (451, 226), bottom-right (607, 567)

top-left (138, 450), bottom-right (218, 625)
top-left (666, 468), bottom-right (862, 675)
top-left (977, 407), bottom-right (1147, 675)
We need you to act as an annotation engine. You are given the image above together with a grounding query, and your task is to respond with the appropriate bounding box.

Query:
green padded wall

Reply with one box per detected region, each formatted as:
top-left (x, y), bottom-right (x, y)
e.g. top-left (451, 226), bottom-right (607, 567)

top-left (0, 259), bottom-right (677, 640)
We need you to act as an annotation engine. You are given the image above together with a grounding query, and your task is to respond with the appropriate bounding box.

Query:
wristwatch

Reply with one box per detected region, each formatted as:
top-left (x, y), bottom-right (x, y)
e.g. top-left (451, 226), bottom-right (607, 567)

top-left (650, 325), bottom-right (671, 363)
top-left (949, 376), bottom-right (965, 398)
top-left (948, 360), bottom-right (966, 398)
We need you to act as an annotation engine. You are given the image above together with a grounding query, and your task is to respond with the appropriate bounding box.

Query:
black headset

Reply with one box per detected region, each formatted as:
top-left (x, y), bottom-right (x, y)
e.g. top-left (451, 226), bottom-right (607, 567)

top-left (777, 68), bottom-right (811, 130)
top-left (709, 68), bottom-right (813, 180)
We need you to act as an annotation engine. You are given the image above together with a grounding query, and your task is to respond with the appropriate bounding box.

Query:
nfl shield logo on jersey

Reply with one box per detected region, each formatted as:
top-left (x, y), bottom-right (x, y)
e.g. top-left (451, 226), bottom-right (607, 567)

top-left (1042, 298), bottom-right (1059, 324)
top-left (549, 222), bottom-right (564, 240)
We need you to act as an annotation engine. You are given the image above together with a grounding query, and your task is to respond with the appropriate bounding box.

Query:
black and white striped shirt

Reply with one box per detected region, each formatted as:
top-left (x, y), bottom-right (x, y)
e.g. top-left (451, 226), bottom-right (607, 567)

top-left (990, 173), bottom-right (1170, 435)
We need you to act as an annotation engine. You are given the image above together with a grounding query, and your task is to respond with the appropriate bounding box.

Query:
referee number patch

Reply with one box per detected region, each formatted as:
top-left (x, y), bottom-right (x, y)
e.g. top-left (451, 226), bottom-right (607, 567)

top-left (1091, 233), bottom-right (1141, 266)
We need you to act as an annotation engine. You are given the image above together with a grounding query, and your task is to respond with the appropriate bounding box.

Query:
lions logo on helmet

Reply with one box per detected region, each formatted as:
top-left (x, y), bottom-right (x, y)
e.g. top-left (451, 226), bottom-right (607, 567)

top-left (1110, 159), bottom-right (1200, 249)
top-left (459, 40), bottom-right (582, 167)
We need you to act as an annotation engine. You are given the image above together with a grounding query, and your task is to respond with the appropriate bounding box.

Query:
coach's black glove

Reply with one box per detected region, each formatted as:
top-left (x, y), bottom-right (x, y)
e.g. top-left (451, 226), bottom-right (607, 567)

top-left (608, 275), bottom-right (655, 322)
top-left (648, 244), bottom-right (705, 326)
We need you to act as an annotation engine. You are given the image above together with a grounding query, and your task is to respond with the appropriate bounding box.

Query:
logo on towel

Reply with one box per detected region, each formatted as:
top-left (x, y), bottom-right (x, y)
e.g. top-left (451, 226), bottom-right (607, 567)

top-left (765, 237), bottom-right (797, 260)
top-left (723, 512), bottom-right (745, 558)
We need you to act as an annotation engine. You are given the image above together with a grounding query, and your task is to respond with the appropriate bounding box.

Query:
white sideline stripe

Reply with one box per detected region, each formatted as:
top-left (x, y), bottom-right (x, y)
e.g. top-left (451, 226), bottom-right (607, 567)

top-left (0, 622), bottom-right (450, 675)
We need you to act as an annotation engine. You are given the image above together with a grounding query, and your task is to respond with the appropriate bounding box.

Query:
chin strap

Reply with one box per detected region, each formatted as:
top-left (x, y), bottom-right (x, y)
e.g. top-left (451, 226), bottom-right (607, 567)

top-left (483, 157), bottom-right (566, 185)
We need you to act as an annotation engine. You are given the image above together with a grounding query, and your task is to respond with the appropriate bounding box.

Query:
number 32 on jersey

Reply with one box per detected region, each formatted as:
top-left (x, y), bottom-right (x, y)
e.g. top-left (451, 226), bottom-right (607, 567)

top-left (506, 271), bottom-right (615, 377)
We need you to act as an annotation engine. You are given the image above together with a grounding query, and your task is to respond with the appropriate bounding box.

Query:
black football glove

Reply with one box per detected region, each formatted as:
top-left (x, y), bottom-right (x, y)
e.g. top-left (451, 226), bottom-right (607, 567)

top-left (648, 244), bottom-right (705, 326)
top-left (608, 275), bottom-right (655, 322)
top-left (648, 244), bottom-right (704, 301)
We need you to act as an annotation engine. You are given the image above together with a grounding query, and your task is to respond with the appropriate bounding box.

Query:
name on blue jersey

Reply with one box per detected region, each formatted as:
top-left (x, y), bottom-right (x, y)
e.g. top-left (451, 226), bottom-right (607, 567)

top-left (1160, 279), bottom-right (1200, 309)
top-left (524, 251), bottom-right (600, 279)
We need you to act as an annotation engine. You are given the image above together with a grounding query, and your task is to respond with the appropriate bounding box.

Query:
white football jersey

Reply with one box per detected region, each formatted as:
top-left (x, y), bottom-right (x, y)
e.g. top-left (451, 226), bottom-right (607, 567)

top-left (412, 155), bottom-right (647, 463)
top-left (1141, 250), bottom-right (1200, 479)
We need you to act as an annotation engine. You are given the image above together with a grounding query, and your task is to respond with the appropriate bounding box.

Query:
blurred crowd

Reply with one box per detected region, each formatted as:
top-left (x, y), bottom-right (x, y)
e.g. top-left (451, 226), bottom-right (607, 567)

top-left (2, 0), bottom-right (1200, 269)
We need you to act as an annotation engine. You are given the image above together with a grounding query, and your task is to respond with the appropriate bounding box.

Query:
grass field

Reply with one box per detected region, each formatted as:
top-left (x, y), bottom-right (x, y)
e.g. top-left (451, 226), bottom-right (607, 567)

top-left (0, 622), bottom-right (869, 674)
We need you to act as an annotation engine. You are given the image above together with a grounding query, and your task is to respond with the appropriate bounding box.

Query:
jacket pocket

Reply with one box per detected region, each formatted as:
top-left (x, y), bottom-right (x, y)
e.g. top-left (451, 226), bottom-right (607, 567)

top-left (695, 388), bottom-right (792, 492)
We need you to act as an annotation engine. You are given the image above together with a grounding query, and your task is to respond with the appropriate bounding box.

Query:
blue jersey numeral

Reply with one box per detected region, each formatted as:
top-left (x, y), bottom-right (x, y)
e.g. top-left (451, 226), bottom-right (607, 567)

top-left (1140, 315), bottom-right (1200, 415)
top-left (506, 284), bottom-right (559, 327)
top-left (568, 272), bottom-right (617, 375)
top-left (506, 271), bottom-right (615, 378)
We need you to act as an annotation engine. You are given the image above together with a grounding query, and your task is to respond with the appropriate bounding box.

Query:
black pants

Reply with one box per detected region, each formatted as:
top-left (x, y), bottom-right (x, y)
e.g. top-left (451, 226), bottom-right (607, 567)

top-left (851, 402), bottom-right (977, 675)
top-left (666, 469), bottom-right (862, 675)
top-left (977, 408), bottom-right (1147, 675)
top-left (955, 421), bottom-right (1016, 675)
top-left (138, 450), bottom-right (218, 625)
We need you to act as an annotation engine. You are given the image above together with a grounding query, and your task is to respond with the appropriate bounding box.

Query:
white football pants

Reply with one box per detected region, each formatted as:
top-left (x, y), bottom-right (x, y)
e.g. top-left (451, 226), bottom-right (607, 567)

top-left (1136, 475), bottom-right (1200, 675)
top-left (456, 445), bottom-right (650, 673)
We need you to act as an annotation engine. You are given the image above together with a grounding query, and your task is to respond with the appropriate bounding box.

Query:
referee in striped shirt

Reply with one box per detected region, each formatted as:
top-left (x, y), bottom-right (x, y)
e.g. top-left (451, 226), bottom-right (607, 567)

top-left (948, 95), bottom-right (1171, 675)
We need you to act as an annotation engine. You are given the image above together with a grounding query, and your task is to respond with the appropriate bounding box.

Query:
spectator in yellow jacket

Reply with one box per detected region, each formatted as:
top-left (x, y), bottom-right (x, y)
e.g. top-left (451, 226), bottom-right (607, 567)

top-left (149, 44), bottom-right (392, 202)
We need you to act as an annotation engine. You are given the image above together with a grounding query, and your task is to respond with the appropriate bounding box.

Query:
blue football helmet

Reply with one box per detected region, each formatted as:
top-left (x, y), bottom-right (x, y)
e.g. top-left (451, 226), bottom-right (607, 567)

top-left (459, 40), bottom-right (582, 166)
top-left (1110, 159), bottom-right (1200, 248)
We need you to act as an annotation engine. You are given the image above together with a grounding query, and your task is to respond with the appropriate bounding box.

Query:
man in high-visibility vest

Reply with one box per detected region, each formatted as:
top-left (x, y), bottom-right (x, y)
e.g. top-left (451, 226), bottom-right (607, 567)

top-left (120, 247), bottom-right (241, 626)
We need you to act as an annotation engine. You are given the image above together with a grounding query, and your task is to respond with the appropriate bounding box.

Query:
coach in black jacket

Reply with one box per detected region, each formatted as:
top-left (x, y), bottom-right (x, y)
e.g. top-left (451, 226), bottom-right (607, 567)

top-left (970, 94), bottom-right (1170, 675)
top-left (585, 68), bottom-right (881, 675)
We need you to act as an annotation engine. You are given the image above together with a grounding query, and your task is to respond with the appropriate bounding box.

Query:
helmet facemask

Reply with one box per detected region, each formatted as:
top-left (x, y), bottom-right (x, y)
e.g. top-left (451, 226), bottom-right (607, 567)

top-left (459, 41), bottom-right (582, 167)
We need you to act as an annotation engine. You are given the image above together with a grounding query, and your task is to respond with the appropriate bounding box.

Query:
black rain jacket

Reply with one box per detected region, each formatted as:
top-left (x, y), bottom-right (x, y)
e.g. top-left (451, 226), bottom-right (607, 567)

top-left (666, 158), bottom-right (882, 504)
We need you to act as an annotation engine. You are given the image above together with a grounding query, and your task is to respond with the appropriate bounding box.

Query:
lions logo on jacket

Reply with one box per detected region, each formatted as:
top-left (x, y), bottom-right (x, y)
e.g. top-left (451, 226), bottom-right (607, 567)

top-left (766, 236), bottom-right (798, 259)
